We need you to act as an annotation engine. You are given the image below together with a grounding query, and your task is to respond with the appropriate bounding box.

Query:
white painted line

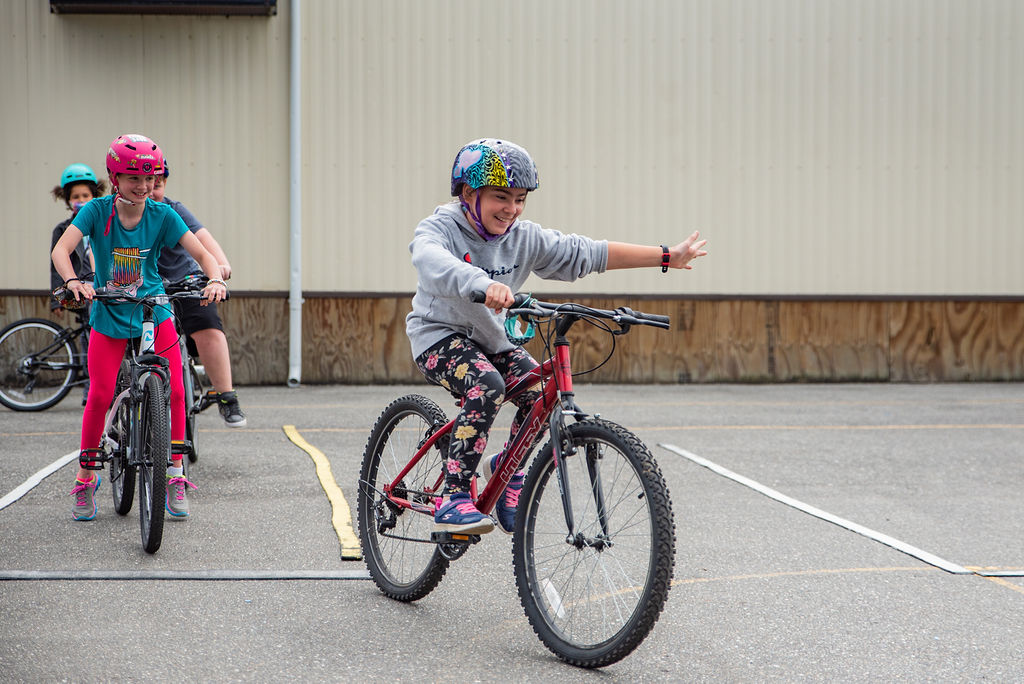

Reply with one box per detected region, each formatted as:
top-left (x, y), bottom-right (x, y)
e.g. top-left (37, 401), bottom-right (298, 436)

top-left (660, 443), bottom-right (973, 575)
top-left (0, 569), bottom-right (371, 581)
top-left (973, 570), bottom-right (1024, 578)
top-left (0, 451), bottom-right (78, 511)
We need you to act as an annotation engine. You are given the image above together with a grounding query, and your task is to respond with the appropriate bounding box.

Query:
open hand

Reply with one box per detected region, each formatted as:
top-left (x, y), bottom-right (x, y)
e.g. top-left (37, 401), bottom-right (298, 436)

top-left (668, 230), bottom-right (708, 270)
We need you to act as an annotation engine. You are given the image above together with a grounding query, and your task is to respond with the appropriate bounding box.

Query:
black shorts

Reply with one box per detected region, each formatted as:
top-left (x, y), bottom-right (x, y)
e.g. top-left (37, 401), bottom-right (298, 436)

top-left (173, 298), bottom-right (224, 356)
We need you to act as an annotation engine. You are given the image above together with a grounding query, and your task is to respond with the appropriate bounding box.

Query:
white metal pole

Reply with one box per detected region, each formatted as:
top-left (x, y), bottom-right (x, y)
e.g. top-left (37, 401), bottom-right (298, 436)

top-left (287, 0), bottom-right (302, 387)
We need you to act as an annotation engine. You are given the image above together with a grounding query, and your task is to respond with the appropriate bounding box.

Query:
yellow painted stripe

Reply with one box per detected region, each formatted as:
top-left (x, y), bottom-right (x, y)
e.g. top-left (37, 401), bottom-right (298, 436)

top-left (982, 576), bottom-right (1024, 595)
top-left (283, 425), bottom-right (362, 560)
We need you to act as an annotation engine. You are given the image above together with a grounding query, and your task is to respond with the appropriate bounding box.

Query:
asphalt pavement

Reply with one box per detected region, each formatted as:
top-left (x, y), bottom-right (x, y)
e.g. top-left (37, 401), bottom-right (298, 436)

top-left (1, 382), bottom-right (1023, 682)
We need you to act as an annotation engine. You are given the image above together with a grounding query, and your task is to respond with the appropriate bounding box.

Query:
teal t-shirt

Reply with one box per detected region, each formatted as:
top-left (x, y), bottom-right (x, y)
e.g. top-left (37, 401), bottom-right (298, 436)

top-left (72, 196), bottom-right (189, 339)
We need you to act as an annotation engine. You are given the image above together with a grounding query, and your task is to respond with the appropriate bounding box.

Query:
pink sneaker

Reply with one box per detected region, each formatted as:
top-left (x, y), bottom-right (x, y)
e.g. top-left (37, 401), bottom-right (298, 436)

top-left (71, 475), bottom-right (101, 521)
top-left (166, 474), bottom-right (197, 518)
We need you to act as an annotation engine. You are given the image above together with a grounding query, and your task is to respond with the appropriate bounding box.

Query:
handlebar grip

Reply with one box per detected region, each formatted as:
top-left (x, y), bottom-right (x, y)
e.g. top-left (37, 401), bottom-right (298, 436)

top-left (639, 312), bottom-right (670, 325)
top-left (469, 291), bottom-right (532, 308)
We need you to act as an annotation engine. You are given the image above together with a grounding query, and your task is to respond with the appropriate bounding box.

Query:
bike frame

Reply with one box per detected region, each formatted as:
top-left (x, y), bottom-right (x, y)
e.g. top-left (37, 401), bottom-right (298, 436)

top-left (102, 302), bottom-right (172, 473)
top-left (382, 321), bottom-right (586, 533)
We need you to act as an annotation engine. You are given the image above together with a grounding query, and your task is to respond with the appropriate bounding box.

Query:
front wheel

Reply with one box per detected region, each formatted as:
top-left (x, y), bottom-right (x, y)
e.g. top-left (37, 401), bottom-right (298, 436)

top-left (0, 318), bottom-right (79, 411)
top-left (138, 373), bottom-right (169, 554)
top-left (357, 394), bottom-right (451, 601)
top-left (513, 419), bottom-right (676, 668)
top-left (110, 360), bottom-right (136, 515)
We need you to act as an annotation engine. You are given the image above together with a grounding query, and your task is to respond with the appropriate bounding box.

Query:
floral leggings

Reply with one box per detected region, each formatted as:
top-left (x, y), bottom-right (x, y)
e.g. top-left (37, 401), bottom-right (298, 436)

top-left (415, 335), bottom-right (542, 494)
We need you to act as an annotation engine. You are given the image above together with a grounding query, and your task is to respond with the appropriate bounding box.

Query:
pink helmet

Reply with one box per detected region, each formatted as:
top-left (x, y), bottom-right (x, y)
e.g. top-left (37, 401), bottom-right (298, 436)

top-left (106, 134), bottom-right (164, 177)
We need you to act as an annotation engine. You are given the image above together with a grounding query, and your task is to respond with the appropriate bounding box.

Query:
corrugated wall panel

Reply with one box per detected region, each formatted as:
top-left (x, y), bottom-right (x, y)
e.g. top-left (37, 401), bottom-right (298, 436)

top-left (2, 0), bottom-right (1022, 296)
top-left (0, 3), bottom-right (289, 292)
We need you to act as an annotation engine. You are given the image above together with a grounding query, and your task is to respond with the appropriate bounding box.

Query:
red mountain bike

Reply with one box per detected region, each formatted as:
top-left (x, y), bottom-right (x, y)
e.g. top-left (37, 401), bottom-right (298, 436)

top-left (357, 293), bottom-right (676, 668)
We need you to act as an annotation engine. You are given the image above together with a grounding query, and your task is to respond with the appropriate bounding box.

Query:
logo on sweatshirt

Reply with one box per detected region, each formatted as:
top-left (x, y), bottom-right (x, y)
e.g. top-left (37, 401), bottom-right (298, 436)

top-left (481, 264), bottom-right (520, 278)
top-left (463, 251), bottom-right (519, 278)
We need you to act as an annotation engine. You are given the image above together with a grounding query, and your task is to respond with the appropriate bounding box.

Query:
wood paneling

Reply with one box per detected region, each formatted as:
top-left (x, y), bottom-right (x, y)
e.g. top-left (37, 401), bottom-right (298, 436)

top-left (776, 301), bottom-right (889, 381)
top-left (4, 295), bottom-right (1023, 385)
top-left (889, 301), bottom-right (1024, 382)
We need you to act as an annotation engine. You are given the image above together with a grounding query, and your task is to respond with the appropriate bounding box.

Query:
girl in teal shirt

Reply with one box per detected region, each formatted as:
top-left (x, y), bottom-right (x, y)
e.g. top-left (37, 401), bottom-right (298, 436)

top-left (52, 134), bottom-right (227, 522)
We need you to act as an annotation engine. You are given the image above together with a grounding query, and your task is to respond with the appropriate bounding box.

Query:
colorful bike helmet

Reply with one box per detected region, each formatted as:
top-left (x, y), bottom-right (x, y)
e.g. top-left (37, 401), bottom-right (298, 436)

top-left (106, 133), bottom-right (164, 177)
top-left (60, 163), bottom-right (98, 189)
top-left (450, 139), bottom-right (539, 197)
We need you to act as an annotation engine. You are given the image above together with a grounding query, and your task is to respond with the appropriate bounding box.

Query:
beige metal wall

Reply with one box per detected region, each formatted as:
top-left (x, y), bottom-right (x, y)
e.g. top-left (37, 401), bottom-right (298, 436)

top-left (3, 0), bottom-right (1022, 296)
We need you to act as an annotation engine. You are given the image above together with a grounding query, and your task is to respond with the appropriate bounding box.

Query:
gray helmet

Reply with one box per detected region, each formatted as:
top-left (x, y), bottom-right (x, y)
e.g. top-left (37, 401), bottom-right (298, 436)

top-left (450, 139), bottom-right (539, 197)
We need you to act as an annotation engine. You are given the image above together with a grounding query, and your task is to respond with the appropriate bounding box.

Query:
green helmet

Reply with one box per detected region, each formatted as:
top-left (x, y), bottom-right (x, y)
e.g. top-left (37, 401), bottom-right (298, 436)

top-left (60, 163), bottom-right (98, 189)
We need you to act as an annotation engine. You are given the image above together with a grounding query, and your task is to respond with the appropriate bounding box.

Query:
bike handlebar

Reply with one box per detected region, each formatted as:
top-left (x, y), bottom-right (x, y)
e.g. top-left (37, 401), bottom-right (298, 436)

top-left (470, 291), bottom-right (670, 330)
top-left (92, 287), bottom-right (228, 303)
top-left (163, 274), bottom-right (209, 294)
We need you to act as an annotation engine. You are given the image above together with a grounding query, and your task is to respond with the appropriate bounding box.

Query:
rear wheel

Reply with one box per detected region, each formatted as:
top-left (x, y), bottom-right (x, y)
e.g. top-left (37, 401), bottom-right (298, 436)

top-left (138, 373), bottom-right (169, 554)
top-left (358, 394), bottom-right (451, 601)
top-left (184, 355), bottom-right (202, 463)
top-left (513, 419), bottom-right (676, 668)
top-left (110, 360), bottom-right (135, 515)
top-left (0, 319), bottom-right (79, 411)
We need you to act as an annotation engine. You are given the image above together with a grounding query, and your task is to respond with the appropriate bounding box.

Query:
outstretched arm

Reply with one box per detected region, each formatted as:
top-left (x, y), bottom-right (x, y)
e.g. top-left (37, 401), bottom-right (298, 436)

top-left (606, 230), bottom-right (708, 271)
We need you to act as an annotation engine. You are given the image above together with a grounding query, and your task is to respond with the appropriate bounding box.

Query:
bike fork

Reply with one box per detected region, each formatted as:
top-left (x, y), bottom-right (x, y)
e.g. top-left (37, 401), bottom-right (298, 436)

top-left (550, 406), bottom-right (577, 540)
top-left (551, 399), bottom-right (612, 544)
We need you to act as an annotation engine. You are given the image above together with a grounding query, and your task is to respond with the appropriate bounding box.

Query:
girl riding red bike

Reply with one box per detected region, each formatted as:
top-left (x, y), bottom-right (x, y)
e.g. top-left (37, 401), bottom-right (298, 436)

top-left (406, 138), bottom-right (707, 534)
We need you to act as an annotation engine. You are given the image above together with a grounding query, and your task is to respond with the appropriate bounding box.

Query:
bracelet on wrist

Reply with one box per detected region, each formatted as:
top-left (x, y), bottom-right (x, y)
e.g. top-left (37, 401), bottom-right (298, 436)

top-left (208, 277), bottom-right (227, 287)
top-left (660, 245), bottom-right (670, 273)
top-left (63, 277), bottom-right (81, 287)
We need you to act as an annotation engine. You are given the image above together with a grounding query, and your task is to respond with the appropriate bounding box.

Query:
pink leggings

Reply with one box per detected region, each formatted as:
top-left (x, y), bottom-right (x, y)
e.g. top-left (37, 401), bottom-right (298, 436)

top-left (80, 319), bottom-right (185, 461)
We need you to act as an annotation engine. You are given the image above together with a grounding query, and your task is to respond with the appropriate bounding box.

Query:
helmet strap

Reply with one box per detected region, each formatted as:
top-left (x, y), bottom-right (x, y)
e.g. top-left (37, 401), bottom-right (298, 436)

top-left (103, 199), bottom-right (117, 236)
top-left (104, 182), bottom-right (138, 236)
top-left (462, 193), bottom-right (500, 242)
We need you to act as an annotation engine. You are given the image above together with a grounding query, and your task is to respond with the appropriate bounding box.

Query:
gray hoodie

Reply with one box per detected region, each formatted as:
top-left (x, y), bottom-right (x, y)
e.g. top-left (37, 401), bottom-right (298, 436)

top-left (406, 202), bottom-right (608, 358)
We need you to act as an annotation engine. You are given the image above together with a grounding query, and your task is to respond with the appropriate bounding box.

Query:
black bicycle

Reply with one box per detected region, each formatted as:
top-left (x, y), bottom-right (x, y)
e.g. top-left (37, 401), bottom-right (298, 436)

top-left (164, 275), bottom-right (218, 464)
top-left (0, 308), bottom-right (91, 411)
top-left (82, 288), bottom-right (210, 553)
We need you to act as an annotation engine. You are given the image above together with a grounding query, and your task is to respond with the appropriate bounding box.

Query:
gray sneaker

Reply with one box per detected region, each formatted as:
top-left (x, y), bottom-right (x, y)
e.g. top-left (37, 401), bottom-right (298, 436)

top-left (166, 474), bottom-right (197, 518)
top-left (216, 390), bottom-right (247, 427)
top-left (71, 475), bottom-right (101, 521)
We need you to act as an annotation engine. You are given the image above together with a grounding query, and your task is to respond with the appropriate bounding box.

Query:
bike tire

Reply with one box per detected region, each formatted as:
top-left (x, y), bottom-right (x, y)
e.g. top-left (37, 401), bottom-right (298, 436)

top-left (138, 373), bottom-right (168, 554)
top-left (0, 318), bottom-right (79, 411)
top-left (513, 419), bottom-right (676, 668)
top-left (110, 360), bottom-right (136, 515)
top-left (184, 356), bottom-right (202, 464)
top-left (357, 394), bottom-right (451, 601)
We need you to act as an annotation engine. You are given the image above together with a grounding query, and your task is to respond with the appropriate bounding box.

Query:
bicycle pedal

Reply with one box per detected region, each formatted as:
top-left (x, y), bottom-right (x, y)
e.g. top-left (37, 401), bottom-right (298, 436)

top-left (171, 440), bottom-right (192, 455)
top-left (78, 448), bottom-right (108, 469)
top-left (429, 531), bottom-right (481, 545)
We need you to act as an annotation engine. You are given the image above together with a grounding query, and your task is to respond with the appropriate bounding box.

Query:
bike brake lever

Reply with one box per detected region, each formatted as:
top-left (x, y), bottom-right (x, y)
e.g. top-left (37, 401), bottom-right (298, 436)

top-left (507, 307), bottom-right (549, 319)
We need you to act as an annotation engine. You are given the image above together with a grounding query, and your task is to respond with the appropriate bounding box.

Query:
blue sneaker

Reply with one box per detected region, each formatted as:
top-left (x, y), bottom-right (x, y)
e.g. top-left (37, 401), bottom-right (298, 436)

top-left (433, 492), bottom-right (494, 535)
top-left (71, 474), bottom-right (101, 521)
top-left (483, 454), bottom-right (524, 535)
